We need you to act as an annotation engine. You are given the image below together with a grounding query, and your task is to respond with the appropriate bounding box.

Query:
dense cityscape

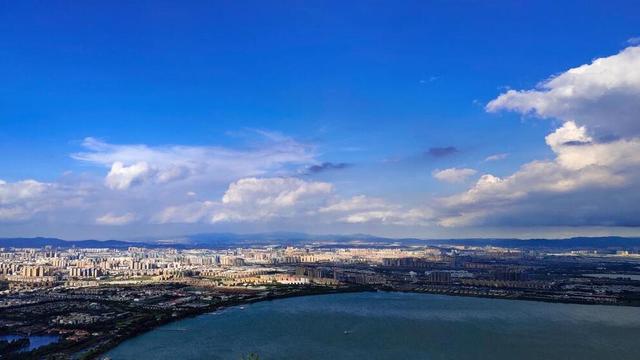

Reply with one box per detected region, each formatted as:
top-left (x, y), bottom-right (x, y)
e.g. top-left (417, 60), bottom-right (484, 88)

top-left (2, 237), bottom-right (640, 359)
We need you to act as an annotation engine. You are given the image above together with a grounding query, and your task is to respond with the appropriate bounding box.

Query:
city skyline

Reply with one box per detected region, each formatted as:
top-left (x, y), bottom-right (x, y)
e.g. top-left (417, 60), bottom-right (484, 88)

top-left (2, 1), bottom-right (640, 240)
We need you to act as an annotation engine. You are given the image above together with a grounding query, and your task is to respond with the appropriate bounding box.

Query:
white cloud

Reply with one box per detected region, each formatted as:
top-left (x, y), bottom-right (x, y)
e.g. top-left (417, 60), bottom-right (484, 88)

top-left (487, 46), bottom-right (640, 139)
top-left (0, 179), bottom-right (54, 221)
top-left (105, 161), bottom-right (152, 190)
top-left (318, 195), bottom-right (433, 226)
top-left (432, 168), bottom-right (477, 183)
top-left (156, 177), bottom-right (334, 224)
top-left (73, 131), bottom-right (316, 190)
top-left (96, 212), bottom-right (136, 225)
top-left (0, 179), bottom-right (49, 204)
top-left (155, 177), bottom-right (434, 226)
top-left (154, 201), bottom-right (216, 224)
top-left (0, 178), bottom-right (91, 223)
top-left (484, 153), bottom-right (508, 162)
top-left (221, 177), bottom-right (332, 207)
top-left (341, 208), bottom-right (433, 226)
top-left (8, 129), bottom-right (442, 232)
top-left (0, 130), bottom-right (322, 228)
top-left (546, 121), bottom-right (640, 171)
top-left (318, 195), bottom-right (388, 213)
top-left (438, 47), bottom-right (640, 228)
top-left (341, 210), bottom-right (396, 224)
top-left (1, 123), bottom-right (435, 233)
top-left (438, 122), bottom-right (636, 226)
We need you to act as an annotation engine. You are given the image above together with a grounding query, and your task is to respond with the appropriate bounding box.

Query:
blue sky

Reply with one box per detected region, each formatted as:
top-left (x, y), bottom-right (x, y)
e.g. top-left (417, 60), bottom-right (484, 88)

top-left (1, 1), bottom-right (640, 239)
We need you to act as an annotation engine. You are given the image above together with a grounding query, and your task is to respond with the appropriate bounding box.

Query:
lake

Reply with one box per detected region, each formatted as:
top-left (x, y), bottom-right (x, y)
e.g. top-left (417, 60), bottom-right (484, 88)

top-left (108, 292), bottom-right (640, 359)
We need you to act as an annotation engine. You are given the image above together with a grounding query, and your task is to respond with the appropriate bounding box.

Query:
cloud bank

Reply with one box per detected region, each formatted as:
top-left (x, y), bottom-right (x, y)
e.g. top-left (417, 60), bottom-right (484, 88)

top-left (438, 46), bottom-right (640, 227)
top-left (73, 132), bottom-right (316, 190)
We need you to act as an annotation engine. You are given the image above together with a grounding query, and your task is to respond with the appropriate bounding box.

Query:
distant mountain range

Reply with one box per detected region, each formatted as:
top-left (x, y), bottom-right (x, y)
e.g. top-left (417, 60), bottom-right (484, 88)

top-left (427, 237), bottom-right (640, 249)
top-left (0, 237), bottom-right (149, 249)
top-left (1, 233), bottom-right (640, 250)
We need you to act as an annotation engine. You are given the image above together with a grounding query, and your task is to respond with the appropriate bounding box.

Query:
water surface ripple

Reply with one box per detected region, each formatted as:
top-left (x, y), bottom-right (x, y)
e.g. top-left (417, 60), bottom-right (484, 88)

top-left (108, 292), bottom-right (640, 360)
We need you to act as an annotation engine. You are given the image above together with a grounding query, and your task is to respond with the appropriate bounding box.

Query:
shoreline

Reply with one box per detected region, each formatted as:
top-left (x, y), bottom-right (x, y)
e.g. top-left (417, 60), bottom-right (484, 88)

top-left (83, 285), bottom-right (369, 360)
top-left (86, 284), bottom-right (639, 359)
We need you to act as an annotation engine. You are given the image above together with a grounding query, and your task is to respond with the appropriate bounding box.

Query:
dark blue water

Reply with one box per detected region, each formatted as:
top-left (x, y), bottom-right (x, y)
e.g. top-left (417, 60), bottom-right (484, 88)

top-left (0, 334), bottom-right (59, 352)
top-left (108, 292), bottom-right (640, 360)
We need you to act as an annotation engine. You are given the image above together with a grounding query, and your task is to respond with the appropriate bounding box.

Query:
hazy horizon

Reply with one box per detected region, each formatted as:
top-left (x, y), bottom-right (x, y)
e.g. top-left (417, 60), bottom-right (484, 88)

top-left (4, 230), bottom-right (640, 243)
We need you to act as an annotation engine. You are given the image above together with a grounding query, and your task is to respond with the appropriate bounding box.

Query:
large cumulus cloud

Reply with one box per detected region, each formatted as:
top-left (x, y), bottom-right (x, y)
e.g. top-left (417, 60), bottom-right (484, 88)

top-left (439, 46), bottom-right (640, 228)
top-left (155, 177), bottom-right (433, 226)
top-left (487, 46), bottom-right (640, 139)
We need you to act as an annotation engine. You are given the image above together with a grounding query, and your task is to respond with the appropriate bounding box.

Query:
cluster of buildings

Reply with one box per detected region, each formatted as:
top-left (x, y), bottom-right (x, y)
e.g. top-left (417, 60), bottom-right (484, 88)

top-left (1, 242), bottom-right (639, 307)
top-left (0, 245), bottom-right (449, 291)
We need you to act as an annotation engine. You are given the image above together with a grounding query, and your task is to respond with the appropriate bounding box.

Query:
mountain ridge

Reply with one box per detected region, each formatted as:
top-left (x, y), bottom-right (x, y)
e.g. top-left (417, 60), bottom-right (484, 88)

top-left (2, 233), bottom-right (640, 250)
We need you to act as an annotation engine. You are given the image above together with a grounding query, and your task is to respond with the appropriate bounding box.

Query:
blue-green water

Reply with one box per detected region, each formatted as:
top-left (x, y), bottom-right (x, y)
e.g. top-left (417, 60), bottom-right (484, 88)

top-left (108, 292), bottom-right (640, 360)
